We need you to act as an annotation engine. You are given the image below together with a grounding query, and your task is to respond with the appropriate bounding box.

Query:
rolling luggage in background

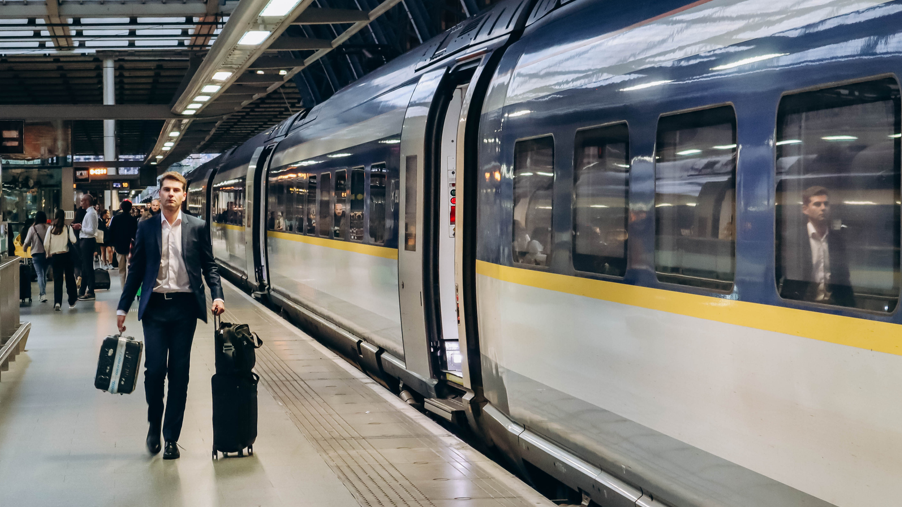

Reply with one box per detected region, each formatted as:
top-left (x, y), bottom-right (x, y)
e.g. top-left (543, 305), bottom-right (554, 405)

top-left (94, 268), bottom-right (111, 290)
top-left (19, 261), bottom-right (31, 303)
top-left (211, 372), bottom-right (258, 458)
top-left (95, 334), bottom-right (143, 394)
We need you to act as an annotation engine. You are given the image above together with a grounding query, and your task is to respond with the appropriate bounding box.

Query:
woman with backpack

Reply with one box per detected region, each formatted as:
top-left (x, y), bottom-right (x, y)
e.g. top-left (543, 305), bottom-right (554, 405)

top-left (43, 209), bottom-right (78, 311)
top-left (22, 211), bottom-right (50, 303)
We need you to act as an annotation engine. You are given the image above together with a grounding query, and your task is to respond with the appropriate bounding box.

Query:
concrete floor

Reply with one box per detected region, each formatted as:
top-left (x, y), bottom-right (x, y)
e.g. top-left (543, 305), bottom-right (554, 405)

top-left (0, 274), bottom-right (552, 507)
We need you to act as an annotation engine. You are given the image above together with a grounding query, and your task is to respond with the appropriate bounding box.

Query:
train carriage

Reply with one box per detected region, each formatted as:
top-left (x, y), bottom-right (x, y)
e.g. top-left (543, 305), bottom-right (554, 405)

top-left (185, 1), bottom-right (902, 506)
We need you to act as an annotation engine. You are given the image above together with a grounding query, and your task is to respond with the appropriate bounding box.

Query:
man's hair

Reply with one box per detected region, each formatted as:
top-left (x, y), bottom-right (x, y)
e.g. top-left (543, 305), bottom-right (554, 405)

top-left (82, 193), bottom-right (95, 205)
top-left (120, 200), bottom-right (132, 213)
top-left (802, 186), bottom-right (828, 206)
top-left (160, 171), bottom-right (187, 192)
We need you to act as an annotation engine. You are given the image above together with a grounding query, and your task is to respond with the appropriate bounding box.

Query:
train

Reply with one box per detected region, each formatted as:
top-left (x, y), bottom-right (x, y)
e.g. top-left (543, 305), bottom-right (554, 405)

top-left (183, 1), bottom-right (902, 505)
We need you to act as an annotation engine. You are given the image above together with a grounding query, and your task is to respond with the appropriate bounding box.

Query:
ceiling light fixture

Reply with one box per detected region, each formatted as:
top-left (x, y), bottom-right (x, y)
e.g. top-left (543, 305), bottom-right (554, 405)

top-left (256, 70), bottom-right (264, 75)
top-left (162, 146), bottom-right (171, 151)
top-left (169, 131), bottom-right (180, 137)
top-left (238, 31), bottom-right (271, 46)
top-left (156, 155), bottom-right (163, 159)
top-left (194, 95), bottom-right (211, 102)
top-left (201, 84), bottom-right (221, 93)
top-left (261, 0), bottom-right (303, 16)
top-left (183, 110), bottom-right (196, 115)
top-left (279, 70), bottom-right (287, 75)
top-left (186, 103), bottom-right (202, 109)
top-left (212, 71), bottom-right (232, 81)
top-left (164, 142), bottom-right (174, 147)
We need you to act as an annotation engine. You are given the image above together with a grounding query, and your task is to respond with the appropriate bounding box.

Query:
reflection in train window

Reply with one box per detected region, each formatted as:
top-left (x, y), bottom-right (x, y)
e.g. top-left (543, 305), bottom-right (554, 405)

top-left (404, 156), bottom-right (417, 252)
top-left (289, 172), bottom-right (308, 234)
top-left (188, 185), bottom-right (206, 221)
top-left (266, 169), bottom-right (308, 233)
top-left (334, 170), bottom-right (349, 240)
top-left (266, 171), bottom-right (283, 231)
top-left (775, 78), bottom-right (900, 312)
top-left (318, 172), bottom-right (332, 237)
top-left (213, 176), bottom-right (246, 226)
top-left (350, 167), bottom-right (365, 242)
top-left (369, 163), bottom-right (387, 245)
top-left (572, 123), bottom-right (629, 276)
top-left (512, 136), bottom-right (554, 267)
top-left (655, 106), bottom-right (736, 290)
top-left (306, 174), bottom-right (317, 235)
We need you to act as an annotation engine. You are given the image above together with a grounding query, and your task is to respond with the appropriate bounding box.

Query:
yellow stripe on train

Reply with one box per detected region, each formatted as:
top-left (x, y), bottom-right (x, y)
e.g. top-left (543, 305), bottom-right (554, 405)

top-left (266, 231), bottom-right (399, 260)
top-left (475, 260), bottom-right (902, 356)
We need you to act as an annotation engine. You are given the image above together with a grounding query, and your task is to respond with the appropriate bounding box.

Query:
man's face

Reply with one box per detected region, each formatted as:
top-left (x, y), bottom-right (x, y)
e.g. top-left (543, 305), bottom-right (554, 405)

top-left (80, 195), bottom-right (91, 209)
top-left (803, 194), bottom-right (829, 225)
top-left (159, 179), bottom-right (185, 213)
top-left (151, 200), bottom-right (161, 212)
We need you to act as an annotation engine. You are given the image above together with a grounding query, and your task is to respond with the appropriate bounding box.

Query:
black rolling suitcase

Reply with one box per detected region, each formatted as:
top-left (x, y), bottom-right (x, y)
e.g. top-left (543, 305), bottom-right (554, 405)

top-left (95, 334), bottom-right (143, 394)
top-left (94, 268), bottom-right (111, 290)
top-left (211, 372), bottom-right (259, 459)
top-left (19, 261), bottom-right (31, 303)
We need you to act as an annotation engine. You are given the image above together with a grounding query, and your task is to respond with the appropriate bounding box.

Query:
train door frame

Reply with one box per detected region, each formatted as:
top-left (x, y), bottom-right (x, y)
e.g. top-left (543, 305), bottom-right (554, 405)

top-left (245, 144), bottom-right (276, 292)
top-left (398, 63), bottom-right (480, 387)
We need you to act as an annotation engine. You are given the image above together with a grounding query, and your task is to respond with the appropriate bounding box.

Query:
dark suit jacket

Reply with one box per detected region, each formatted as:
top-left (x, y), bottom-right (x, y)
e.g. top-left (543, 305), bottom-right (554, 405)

top-left (108, 212), bottom-right (138, 256)
top-left (117, 213), bottom-right (223, 322)
top-left (779, 223), bottom-right (855, 307)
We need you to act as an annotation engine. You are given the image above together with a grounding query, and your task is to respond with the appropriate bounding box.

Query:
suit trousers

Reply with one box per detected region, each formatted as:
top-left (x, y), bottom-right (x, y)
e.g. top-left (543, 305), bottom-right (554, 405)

top-left (116, 253), bottom-right (128, 289)
top-left (142, 292), bottom-right (198, 442)
top-left (50, 252), bottom-right (77, 306)
top-left (78, 238), bottom-right (96, 296)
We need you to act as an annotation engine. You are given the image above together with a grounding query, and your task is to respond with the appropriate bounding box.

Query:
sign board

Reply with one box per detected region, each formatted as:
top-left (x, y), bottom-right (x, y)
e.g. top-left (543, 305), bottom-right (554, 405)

top-left (75, 169), bottom-right (89, 181)
top-left (0, 121), bottom-right (24, 154)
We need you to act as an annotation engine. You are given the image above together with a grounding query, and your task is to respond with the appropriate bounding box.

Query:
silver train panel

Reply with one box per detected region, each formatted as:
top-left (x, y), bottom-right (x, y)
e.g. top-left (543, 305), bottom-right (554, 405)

top-left (266, 234), bottom-right (404, 359)
top-left (212, 225), bottom-right (247, 276)
top-left (475, 272), bottom-right (899, 506)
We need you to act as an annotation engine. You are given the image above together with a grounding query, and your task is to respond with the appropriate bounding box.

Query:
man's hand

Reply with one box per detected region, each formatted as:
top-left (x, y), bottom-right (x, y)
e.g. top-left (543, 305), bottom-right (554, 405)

top-left (117, 314), bottom-right (126, 334)
top-left (72, 223), bottom-right (81, 231)
top-left (211, 300), bottom-right (225, 316)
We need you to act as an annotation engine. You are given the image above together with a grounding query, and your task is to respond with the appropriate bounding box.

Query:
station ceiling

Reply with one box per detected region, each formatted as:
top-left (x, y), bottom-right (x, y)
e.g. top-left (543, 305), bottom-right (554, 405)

top-left (0, 0), bottom-right (492, 172)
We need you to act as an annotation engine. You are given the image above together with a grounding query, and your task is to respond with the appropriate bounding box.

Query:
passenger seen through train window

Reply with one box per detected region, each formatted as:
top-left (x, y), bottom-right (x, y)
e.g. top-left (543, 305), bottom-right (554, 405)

top-left (369, 164), bottom-right (387, 244)
top-left (512, 136), bottom-right (554, 267)
top-left (572, 123), bottom-right (629, 276)
top-left (776, 78), bottom-right (900, 312)
top-left (654, 106), bottom-right (736, 290)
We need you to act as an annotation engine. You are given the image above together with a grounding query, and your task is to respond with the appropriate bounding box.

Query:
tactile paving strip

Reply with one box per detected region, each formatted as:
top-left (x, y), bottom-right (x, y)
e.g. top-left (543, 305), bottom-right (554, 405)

top-left (221, 294), bottom-right (550, 507)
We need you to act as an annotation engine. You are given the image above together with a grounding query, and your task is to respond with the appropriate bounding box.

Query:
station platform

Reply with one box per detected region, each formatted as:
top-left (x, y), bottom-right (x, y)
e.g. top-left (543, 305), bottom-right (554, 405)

top-left (0, 277), bottom-right (553, 507)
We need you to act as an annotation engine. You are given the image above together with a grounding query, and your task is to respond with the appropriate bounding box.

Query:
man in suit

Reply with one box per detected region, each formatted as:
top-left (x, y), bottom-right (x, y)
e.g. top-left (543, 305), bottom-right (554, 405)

top-left (779, 186), bottom-right (855, 307)
top-left (116, 171), bottom-right (225, 460)
top-left (108, 200), bottom-right (138, 288)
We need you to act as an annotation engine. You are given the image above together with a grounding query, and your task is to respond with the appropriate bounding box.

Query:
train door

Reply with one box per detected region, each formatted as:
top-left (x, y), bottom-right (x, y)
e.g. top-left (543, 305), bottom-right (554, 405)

top-left (245, 144), bottom-right (275, 292)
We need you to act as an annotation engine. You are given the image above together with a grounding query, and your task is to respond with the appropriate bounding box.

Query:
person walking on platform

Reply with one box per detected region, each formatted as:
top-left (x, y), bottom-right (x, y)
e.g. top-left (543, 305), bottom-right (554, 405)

top-left (43, 210), bottom-right (78, 311)
top-left (108, 200), bottom-right (137, 288)
top-left (116, 171), bottom-right (225, 460)
top-left (140, 198), bottom-right (161, 222)
top-left (22, 211), bottom-right (50, 303)
top-left (72, 194), bottom-right (98, 301)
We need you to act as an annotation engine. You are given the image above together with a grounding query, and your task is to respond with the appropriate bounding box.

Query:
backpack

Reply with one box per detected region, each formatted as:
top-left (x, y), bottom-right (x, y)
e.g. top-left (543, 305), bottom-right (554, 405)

top-left (214, 319), bottom-right (263, 374)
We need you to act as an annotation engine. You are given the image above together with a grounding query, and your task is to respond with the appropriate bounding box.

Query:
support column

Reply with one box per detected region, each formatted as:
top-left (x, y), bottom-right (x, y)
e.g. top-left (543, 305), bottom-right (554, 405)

top-left (102, 59), bottom-right (116, 165)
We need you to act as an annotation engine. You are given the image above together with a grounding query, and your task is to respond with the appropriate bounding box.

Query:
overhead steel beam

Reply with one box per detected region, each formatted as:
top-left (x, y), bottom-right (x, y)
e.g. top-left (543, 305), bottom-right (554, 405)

top-left (44, 0), bottom-right (74, 51)
top-left (0, 104), bottom-right (190, 121)
top-left (293, 8), bottom-right (370, 24)
top-left (265, 37), bottom-right (332, 51)
top-left (248, 57), bottom-right (306, 69)
top-left (0, 3), bottom-right (236, 18)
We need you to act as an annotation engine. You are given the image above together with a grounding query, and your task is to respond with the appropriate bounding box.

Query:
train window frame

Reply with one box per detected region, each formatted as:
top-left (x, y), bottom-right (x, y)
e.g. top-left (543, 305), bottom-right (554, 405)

top-left (369, 162), bottom-right (388, 246)
top-left (772, 75), bottom-right (902, 315)
top-left (652, 103), bottom-right (738, 293)
top-left (318, 171), bottom-right (333, 238)
top-left (334, 169), bottom-right (349, 240)
top-left (350, 166), bottom-right (365, 242)
top-left (571, 121), bottom-right (631, 279)
top-left (511, 133), bottom-right (556, 270)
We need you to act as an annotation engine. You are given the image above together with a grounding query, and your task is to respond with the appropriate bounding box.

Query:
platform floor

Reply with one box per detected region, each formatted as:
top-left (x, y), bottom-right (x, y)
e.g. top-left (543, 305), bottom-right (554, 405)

top-left (0, 276), bottom-right (552, 507)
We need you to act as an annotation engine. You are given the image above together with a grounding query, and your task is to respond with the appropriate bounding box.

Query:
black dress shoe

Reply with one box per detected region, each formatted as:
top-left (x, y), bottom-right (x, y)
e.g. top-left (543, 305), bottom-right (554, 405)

top-left (146, 426), bottom-right (161, 455)
top-left (163, 441), bottom-right (180, 460)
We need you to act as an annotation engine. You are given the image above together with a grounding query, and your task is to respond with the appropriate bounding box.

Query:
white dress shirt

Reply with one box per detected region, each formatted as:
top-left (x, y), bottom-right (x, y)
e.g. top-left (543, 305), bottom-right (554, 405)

top-left (116, 211), bottom-right (222, 317)
top-left (807, 221), bottom-right (831, 302)
top-left (80, 206), bottom-right (98, 239)
top-left (155, 211), bottom-right (191, 293)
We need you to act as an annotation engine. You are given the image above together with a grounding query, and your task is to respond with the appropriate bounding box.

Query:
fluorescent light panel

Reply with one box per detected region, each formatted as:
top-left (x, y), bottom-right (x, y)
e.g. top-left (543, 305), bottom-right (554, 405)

top-left (261, 0), bottom-right (303, 16)
top-left (169, 131), bottom-right (180, 137)
top-left (238, 30), bottom-right (270, 46)
top-left (201, 84), bottom-right (221, 93)
top-left (212, 71), bottom-right (232, 81)
top-left (186, 103), bottom-right (202, 109)
top-left (194, 95), bottom-right (211, 102)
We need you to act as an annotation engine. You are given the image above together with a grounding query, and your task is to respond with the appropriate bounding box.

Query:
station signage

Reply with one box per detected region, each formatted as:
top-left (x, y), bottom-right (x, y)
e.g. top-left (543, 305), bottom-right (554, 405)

top-left (75, 169), bottom-right (89, 181)
top-left (89, 167), bottom-right (108, 176)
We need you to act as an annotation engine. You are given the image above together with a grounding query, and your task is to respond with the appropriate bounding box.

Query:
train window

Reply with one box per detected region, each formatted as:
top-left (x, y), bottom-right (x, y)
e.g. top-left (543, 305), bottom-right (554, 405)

top-left (306, 174), bottom-right (317, 235)
top-left (188, 185), bottom-right (205, 221)
top-left (775, 78), bottom-right (900, 313)
top-left (655, 106), bottom-right (736, 290)
top-left (512, 136), bottom-right (554, 267)
top-left (404, 156), bottom-right (417, 251)
top-left (318, 172), bottom-right (332, 237)
top-left (267, 170), bottom-right (286, 231)
top-left (369, 163), bottom-right (387, 245)
top-left (350, 167), bottom-right (365, 242)
top-left (212, 176), bottom-right (246, 226)
top-left (289, 172), bottom-right (308, 234)
top-left (334, 169), bottom-right (349, 240)
top-left (572, 123), bottom-right (629, 276)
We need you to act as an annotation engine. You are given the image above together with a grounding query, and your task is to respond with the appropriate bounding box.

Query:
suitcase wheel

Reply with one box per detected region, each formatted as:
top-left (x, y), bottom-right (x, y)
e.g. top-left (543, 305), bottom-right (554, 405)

top-left (247, 445), bottom-right (253, 456)
top-left (212, 447), bottom-right (218, 460)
